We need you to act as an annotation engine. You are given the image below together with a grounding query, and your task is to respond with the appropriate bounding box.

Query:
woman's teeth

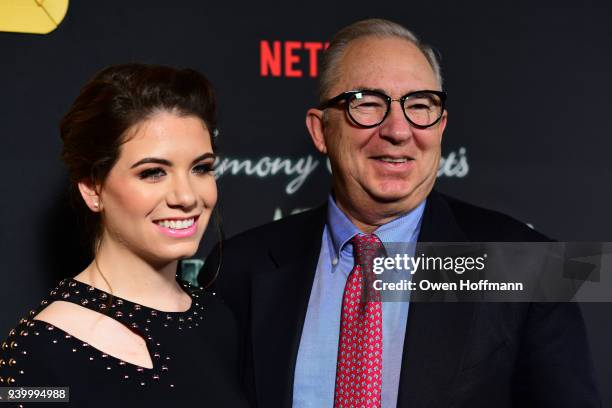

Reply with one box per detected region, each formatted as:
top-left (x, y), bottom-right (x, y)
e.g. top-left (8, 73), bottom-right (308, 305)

top-left (156, 218), bottom-right (195, 230)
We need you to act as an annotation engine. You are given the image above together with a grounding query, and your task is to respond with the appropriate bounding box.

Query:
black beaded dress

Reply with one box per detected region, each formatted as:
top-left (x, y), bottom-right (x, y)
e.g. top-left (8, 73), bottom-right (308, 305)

top-left (0, 278), bottom-right (250, 407)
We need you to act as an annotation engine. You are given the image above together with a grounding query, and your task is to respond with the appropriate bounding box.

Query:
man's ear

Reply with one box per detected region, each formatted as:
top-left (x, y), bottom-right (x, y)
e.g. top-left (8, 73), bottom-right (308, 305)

top-left (438, 110), bottom-right (448, 141)
top-left (305, 108), bottom-right (328, 155)
top-left (77, 180), bottom-right (102, 212)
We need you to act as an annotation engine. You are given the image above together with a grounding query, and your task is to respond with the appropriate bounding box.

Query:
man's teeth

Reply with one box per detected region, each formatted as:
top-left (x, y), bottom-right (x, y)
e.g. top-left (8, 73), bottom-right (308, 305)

top-left (156, 218), bottom-right (195, 229)
top-left (378, 157), bottom-right (408, 163)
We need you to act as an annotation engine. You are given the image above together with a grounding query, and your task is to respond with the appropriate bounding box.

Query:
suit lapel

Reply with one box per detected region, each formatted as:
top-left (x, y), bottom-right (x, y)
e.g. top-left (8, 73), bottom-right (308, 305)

top-left (250, 206), bottom-right (326, 408)
top-left (397, 191), bottom-right (477, 407)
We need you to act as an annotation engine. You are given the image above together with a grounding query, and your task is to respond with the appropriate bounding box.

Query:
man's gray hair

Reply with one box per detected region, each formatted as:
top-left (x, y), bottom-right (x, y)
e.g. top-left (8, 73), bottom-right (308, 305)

top-left (318, 18), bottom-right (443, 104)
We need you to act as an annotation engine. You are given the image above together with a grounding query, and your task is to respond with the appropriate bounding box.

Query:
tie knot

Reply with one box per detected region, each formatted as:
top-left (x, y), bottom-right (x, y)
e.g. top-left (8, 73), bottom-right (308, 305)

top-left (352, 233), bottom-right (383, 267)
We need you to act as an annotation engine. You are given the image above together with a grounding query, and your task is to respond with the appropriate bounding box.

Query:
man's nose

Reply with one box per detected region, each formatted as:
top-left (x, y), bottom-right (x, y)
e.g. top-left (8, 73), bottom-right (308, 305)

top-left (379, 100), bottom-right (413, 144)
top-left (167, 175), bottom-right (198, 210)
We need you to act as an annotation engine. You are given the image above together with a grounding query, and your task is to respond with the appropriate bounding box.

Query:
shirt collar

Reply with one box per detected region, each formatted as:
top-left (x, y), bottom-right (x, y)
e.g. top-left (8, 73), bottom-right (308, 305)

top-left (325, 193), bottom-right (427, 268)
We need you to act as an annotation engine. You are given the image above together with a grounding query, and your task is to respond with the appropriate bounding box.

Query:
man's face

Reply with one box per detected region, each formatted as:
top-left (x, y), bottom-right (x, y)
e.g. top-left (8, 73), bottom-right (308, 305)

top-left (313, 36), bottom-right (447, 215)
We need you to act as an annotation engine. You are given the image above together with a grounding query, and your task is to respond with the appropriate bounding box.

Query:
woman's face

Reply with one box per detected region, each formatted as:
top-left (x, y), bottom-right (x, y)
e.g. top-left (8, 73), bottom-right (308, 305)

top-left (94, 111), bottom-right (217, 265)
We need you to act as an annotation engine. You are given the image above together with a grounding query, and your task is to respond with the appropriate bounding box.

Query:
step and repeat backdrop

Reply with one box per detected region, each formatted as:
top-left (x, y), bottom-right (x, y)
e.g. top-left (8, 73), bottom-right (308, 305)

top-left (1, 0), bottom-right (611, 403)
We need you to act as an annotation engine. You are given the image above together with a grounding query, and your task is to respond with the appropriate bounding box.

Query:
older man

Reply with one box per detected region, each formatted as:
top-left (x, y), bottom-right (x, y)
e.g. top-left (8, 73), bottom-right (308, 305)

top-left (202, 19), bottom-right (600, 408)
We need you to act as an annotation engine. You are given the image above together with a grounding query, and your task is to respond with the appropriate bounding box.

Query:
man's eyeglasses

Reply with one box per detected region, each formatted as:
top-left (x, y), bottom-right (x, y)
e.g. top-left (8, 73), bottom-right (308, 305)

top-left (319, 89), bottom-right (447, 128)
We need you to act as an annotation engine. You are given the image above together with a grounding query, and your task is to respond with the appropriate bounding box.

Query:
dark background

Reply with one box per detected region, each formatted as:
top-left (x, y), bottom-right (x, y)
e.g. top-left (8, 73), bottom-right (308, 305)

top-left (1, 0), bottom-right (610, 404)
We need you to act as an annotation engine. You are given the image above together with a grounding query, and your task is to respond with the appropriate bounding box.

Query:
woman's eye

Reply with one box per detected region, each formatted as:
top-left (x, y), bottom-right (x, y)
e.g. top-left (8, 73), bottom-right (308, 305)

top-left (193, 163), bottom-right (214, 174)
top-left (138, 167), bottom-right (166, 180)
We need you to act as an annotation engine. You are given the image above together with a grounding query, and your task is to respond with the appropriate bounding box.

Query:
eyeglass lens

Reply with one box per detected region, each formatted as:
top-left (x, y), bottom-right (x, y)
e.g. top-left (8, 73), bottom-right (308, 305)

top-left (348, 91), bottom-right (443, 127)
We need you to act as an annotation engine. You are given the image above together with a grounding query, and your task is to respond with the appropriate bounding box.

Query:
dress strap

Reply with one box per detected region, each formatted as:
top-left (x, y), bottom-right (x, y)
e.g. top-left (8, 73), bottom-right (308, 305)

top-left (44, 278), bottom-right (200, 336)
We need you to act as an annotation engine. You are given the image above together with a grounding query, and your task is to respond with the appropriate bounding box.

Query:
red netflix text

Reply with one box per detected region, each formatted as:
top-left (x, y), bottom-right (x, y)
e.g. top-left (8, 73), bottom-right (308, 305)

top-left (260, 40), bottom-right (330, 78)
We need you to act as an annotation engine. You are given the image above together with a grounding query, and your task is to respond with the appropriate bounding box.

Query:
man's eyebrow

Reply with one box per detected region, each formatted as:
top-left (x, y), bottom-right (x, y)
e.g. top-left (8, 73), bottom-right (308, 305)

top-left (130, 152), bottom-right (216, 169)
top-left (351, 87), bottom-right (432, 96)
top-left (351, 86), bottom-right (388, 94)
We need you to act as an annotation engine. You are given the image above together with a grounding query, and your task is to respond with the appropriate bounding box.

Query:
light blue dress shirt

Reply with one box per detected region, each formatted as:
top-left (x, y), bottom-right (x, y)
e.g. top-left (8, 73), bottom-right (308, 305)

top-left (293, 195), bottom-right (426, 408)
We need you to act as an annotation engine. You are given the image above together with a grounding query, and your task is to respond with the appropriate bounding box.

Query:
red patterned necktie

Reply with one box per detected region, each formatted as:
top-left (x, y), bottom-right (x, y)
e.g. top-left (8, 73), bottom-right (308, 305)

top-left (334, 233), bottom-right (384, 408)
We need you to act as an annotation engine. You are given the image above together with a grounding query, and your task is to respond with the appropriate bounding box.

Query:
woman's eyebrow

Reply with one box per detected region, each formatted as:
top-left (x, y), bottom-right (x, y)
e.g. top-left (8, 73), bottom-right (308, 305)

top-left (191, 152), bottom-right (216, 165)
top-left (130, 157), bottom-right (171, 169)
top-left (130, 152), bottom-right (216, 169)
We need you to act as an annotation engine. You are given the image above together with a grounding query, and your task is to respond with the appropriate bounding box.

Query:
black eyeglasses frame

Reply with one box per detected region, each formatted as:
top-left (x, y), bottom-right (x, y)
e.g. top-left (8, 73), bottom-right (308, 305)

top-left (319, 89), bottom-right (447, 129)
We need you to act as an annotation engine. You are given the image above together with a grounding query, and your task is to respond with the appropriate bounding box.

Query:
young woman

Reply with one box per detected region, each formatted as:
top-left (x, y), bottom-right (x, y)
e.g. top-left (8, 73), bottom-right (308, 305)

top-left (0, 64), bottom-right (249, 407)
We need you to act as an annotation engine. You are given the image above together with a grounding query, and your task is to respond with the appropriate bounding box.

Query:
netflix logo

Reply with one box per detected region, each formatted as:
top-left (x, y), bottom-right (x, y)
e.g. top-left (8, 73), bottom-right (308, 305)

top-left (260, 40), bottom-right (329, 78)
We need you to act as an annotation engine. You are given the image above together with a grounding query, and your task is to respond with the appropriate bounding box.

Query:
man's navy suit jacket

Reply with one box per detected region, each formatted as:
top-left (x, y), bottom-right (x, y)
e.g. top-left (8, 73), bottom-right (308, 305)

top-left (201, 190), bottom-right (601, 407)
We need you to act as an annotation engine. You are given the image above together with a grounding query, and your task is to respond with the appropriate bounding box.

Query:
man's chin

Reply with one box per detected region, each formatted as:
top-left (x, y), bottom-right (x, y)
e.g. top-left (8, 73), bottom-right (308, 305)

top-left (366, 181), bottom-right (430, 206)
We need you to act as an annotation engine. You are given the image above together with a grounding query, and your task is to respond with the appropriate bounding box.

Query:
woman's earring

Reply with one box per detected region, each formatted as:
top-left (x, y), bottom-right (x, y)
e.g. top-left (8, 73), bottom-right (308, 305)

top-left (93, 200), bottom-right (99, 210)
